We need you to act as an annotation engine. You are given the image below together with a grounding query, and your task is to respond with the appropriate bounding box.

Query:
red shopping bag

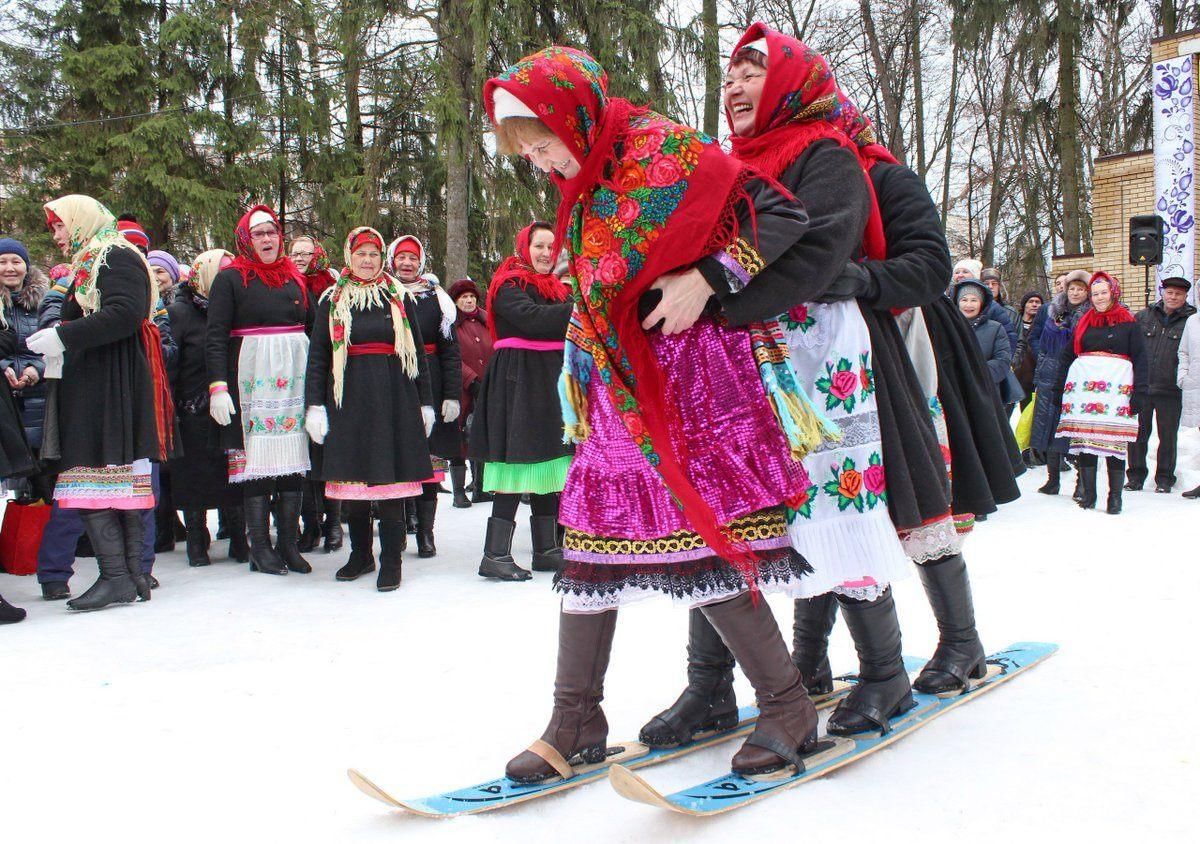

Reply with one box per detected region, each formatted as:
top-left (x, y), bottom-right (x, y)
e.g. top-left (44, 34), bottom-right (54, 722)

top-left (0, 501), bottom-right (52, 575)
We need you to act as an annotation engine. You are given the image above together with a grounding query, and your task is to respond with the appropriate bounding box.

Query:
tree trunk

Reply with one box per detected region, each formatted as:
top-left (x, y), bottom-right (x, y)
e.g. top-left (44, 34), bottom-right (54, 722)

top-left (910, 0), bottom-right (927, 176)
top-left (1056, 0), bottom-right (1084, 254)
top-left (940, 36), bottom-right (960, 226)
top-left (860, 0), bottom-right (908, 165)
top-left (701, 0), bottom-right (719, 137)
top-left (440, 0), bottom-right (472, 283)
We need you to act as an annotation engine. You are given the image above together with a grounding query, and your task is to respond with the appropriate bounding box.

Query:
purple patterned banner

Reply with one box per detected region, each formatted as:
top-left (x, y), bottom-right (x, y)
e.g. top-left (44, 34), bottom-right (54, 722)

top-left (1154, 55), bottom-right (1195, 302)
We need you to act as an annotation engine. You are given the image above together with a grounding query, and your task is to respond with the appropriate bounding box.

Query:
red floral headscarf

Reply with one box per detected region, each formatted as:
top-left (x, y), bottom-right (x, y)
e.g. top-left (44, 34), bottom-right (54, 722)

top-left (485, 46), bottom-right (769, 577)
top-left (1072, 271), bottom-right (1134, 354)
top-left (485, 222), bottom-right (570, 342)
top-left (230, 205), bottom-right (306, 302)
top-left (728, 23), bottom-right (896, 261)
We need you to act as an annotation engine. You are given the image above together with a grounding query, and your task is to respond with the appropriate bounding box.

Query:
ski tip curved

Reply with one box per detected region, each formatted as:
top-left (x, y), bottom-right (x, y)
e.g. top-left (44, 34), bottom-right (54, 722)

top-left (608, 763), bottom-right (676, 810)
top-left (347, 768), bottom-right (397, 807)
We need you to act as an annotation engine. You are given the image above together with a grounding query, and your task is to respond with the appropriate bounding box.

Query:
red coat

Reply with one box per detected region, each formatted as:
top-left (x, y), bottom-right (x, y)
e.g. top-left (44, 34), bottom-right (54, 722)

top-left (455, 308), bottom-right (493, 414)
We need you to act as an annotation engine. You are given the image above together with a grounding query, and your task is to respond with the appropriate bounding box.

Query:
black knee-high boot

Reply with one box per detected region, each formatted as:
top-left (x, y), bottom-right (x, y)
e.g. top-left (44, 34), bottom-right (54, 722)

top-left (336, 503), bottom-right (375, 581)
top-left (1037, 460), bottom-right (1060, 495)
top-left (450, 464), bottom-right (472, 509)
top-left (299, 481), bottom-right (322, 552)
top-left (322, 494), bottom-right (343, 552)
top-left (222, 504), bottom-right (250, 563)
top-left (118, 510), bottom-right (150, 601)
top-left (184, 510), bottom-right (212, 567)
top-left (1076, 455), bottom-right (1098, 509)
top-left (912, 554), bottom-right (987, 694)
top-left (826, 589), bottom-right (915, 735)
top-left (639, 608), bottom-right (738, 748)
top-left (68, 510), bottom-right (138, 611)
top-left (1106, 456), bottom-right (1124, 514)
top-left (376, 500), bottom-right (404, 592)
top-left (245, 495), bottom-right (287, 575)
top-left (470, 461), bottom-right (492, 503)
top-left (791, 593), bottom-right (840, 695)
top-left (275, 490), bottom-right (311, 573)
top-left (416, 487), bottom-right (437, 558)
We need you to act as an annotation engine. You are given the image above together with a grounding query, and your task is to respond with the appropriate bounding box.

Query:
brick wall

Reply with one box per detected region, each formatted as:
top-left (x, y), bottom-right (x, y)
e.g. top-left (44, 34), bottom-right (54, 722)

top-left (1050, 253), bottom-right (1094, 282)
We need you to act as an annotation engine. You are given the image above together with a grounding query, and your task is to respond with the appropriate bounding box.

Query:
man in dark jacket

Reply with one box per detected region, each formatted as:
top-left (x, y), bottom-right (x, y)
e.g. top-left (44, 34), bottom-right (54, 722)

top-left (1126, 276), bottom-right (1197, 492)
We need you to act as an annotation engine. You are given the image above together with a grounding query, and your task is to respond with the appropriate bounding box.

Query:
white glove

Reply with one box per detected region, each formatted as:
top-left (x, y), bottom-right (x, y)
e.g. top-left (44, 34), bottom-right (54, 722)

top-left (210, 391), bottom-right (237, 426)
top-left (305, 405), bottom-right (328, 445)
top-left (421, 405), bottom-right (436, 437)
top-left (26, 327), bottom-right (66, 357)
top-left (442, 399), bottom-right (460, 423)
top-left (43, 354), bottom-right (64, 380)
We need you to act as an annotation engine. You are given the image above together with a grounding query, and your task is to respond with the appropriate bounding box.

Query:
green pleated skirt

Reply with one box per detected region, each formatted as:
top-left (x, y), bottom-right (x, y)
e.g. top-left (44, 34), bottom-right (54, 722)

top-left (483, 454), bottom-right (571, 495)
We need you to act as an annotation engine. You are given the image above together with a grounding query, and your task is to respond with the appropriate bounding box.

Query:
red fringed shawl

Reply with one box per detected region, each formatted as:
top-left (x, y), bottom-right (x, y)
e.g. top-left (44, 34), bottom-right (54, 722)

top-left (486, 223), bottom-right (571, 342)
top-left (1073, 271), bottom-right (1135, 354)
top-left (484, 46), bottom-right (767, 579)
top-left (230, 205), bottom-right (307, 304)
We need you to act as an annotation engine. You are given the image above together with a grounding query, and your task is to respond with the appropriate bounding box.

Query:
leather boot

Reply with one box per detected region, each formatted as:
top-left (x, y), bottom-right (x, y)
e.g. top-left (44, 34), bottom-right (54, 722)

top-left (276, 491), bottom-right (312, 573)
top-left (223, 505), bottom-right (250, 563)
top-left (791, 593), bottom-right (839, 695)
top-left (505, 609), bottom-right (617, 783)
top-left (478, 517), bottom-right (531, 581)
top-left (322, 498), bottom-right (344, 552)
top-left (184, 510), bottom-right (211, 567)
top-left (826, 589), bottom-right (915, 735)
top-left (1183, 485), bottom-right (1200, 499)
top-left (1106, 457), bottom-right (1124, 515)
top-left (336, 506), bottom-right (375, 581)
top-left (639, 608), bottom-right (738, 748)
top-left (68, 511), bottom-right (138, 611)
top-left (404, 498), bottom-right (418, 535)
top-left (298, 482), bottom-right (321, 552)
top-left (1037, 461), bottom-right (1060, 495)
top-left (451, 465), bottom-right (472, 509)
top-left (415, 498), bottom-right (437, 558)
top-left (1072, 470), bottom-right (1085, 502)
top-left (530, 515), bottom-right (564, 572)
top-left (1077, 459), bottom-right (1098, 509)
top-left (701, 592), bottom-right (818, 775)
top-left (119, 510), bottom-right (151, 602)
top-left (913, 554), bottom-right (987, 695)
top-left (0, 593), bottom-right (26, 624)
top-left (470, 462), bottom-right (492, 503)
top-left (245, 495), bottom-right (287, 575)
top-left (376, 514), bottom-right (404, 592)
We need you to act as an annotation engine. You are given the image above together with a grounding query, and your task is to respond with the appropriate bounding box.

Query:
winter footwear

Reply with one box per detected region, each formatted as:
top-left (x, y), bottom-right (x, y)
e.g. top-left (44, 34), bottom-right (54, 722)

top-left (404, 499), bottom-right (419, 535)
top-left (700, 591), bottom-right (818, 775)
top-left (470, 462), bottom-right (492, 503)
top-left (639, 609), bottom-right (738, 748)
top-left (298, 517), bottom-right (321, 553)
top-left (1155, 483), bottom-right (1172, 493)
top-left (1072, 471), bottom-right (1085, 502)
top-left (1107, 458), bottom-right (1124, 515)
top-left (478, 517), bottom-right (532, 581)
top-left (1037, 462), bottom-right (1060, 495)
top-left (450, 465), bottom-right (472, 509)
top-left (336, 508), bottom-right (376, 582)
top-left (825, 590), bottom-right (915, 736)
top-left (415, 498), bottom-right (437, 558)
top-left (184, 510), bottom-right (212, 567)
top-left (1184, 485), bottom-right (1200, 499)
top-left (791, 593), bottom-right (839, 695)
top-left (505, 609), bottom-right (618, 783)
top-left (245, 495), bottom-right (287, 575)
top-left (68, 511), bottom-right (138, 611)
top-left (41, 582), bottom-right (69, 601)
top-left (0, 593), bottom-right (26, 624)
top-left (275, 491), bottom-right (312, 573)
top-left (223, 505), bottom-right (250, 563)
top-left (322, 499), bottom-right (344, 552)
top-left (913, 554), bottom-right (987, 695)
top-left (376, 516), bottom-right (404, 592)
top-left (1076, 459), bottom-right (1098, 509)
top-left (117, 510), bottom-right (151, 602)
top-left (530, 515), bottom-right (564, 572)
top-left (298, 484), bottom-right (322, 552)
top-left (1124, 480), bottom-right (1143, 491)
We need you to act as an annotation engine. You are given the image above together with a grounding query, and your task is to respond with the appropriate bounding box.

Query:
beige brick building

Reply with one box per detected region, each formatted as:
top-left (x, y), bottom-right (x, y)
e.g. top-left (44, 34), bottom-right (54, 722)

top-left (1052, 28), bottom-right (1200, 309)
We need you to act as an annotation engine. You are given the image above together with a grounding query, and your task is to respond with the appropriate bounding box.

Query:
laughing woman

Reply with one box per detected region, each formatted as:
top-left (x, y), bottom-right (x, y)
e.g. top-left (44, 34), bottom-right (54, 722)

top-left (206, 206), bottom-right (314, 576)
top-left (469, 221), bottom-right (574, 582)
top-left (28, 195), bottom-right (171, 611)
top-left (305, 228), bottom-right (435, 592)
top-left (483, 46), bottom-right (827, 782)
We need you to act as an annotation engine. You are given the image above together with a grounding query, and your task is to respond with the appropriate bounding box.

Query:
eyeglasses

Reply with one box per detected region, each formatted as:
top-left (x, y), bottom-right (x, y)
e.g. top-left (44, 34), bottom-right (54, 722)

top-left (291, 250), bottom-right (313, 259)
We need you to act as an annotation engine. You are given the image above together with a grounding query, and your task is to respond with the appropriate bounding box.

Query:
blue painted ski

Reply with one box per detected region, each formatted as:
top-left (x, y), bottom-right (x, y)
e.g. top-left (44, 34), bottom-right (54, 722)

top-left (608, 641), bottom-right (1058, 816)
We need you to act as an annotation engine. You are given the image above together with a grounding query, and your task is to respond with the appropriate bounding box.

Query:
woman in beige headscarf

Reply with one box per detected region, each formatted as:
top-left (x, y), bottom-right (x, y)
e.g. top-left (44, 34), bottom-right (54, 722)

top-left (28, 194), bottom-right (175, 612)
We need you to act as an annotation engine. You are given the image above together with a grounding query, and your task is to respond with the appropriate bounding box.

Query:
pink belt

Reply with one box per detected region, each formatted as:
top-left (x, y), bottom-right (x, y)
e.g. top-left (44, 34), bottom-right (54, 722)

top-left (348, 343), bottom-right (395, 356)
top-left (493, 338), bottom-right (565, 352)
top-left (231, 324), bottom-right (305, 337)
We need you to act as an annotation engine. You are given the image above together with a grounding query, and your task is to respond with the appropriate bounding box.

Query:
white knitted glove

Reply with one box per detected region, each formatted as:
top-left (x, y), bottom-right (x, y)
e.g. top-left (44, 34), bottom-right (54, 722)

top-left (305, 405), bottom-right (328, 445)
top-left (210, 391), bottom-right (237, 426)
top-left (422, 406), bottom-right (436, 437)
top-left (26, 328), bottom-right (65, 357)
top-left (442, 399), bottom-right (460, 423)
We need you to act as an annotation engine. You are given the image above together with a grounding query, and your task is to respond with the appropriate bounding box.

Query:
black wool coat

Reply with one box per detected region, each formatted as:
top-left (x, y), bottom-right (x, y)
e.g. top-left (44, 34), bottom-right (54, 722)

top-left (469, 281), bottom-right (573, 466)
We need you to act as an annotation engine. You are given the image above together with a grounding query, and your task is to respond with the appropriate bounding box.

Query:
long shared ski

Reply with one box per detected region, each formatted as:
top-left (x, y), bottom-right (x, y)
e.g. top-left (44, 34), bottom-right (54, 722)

top-left (608, 641), bottom-right (1057, 816)
top-left (346, 679), bottom-right (859, 818)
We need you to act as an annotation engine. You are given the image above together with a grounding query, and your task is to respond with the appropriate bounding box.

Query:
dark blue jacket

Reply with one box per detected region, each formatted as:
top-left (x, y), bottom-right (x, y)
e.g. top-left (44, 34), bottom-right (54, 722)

top-left (1, 267), bottom-right (49, 449)
top-left (1028, 292), bottom-right (1089, 452)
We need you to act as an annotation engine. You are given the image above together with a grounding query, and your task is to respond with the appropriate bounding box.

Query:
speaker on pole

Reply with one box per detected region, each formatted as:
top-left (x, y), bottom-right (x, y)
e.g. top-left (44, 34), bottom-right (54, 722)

top-left (1129, 214), bottom-right (1165, 266)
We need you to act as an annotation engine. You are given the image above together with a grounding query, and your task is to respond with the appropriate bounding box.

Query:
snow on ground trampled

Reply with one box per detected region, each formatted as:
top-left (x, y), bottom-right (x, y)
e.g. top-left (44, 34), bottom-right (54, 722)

top-left (2, 433), bottom-right (1198, 842)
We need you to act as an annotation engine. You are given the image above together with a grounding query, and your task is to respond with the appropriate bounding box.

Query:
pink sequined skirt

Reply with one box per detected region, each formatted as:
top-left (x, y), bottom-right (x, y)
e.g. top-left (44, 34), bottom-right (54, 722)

top-left (556, 318), bottom-right (813, 612)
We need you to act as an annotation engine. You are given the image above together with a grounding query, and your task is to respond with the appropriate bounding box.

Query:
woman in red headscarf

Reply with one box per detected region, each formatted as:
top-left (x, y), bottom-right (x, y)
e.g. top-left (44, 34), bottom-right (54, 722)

top-left (1054, 271), bottom-right (1146, 514)
top-left (483, 46), bottom-right (831, 783)
top-left (206, 205), bottom-right (314, 577)
top-left (468, 221), bottom-right (573, 582)
top-left (304, 227), bottom-right (435, 591)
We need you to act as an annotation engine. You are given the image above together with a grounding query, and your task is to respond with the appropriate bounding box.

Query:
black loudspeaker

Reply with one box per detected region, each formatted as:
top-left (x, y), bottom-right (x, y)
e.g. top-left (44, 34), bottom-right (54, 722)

top-left (1129, 214), bottom-right (1165, 266)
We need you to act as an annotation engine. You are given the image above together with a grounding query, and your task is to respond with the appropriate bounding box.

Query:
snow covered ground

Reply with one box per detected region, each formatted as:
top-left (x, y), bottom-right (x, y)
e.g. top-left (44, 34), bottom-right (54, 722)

top-left (3, 436), bottom-right (1198, 843)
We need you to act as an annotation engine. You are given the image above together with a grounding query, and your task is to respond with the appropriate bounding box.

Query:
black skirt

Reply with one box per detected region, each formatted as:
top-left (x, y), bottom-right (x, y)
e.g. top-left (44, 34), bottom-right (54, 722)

top-left (469, 347), bottom-right (573, 465)
top-left (169, 403), bottom-right (236, 509)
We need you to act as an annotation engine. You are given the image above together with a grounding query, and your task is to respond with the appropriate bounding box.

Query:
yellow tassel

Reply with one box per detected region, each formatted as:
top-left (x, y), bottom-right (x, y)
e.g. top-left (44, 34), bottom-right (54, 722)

top-left (771, 391), bottom-right (841, 460)
top-left (562, 374), bottom-right (591, 442)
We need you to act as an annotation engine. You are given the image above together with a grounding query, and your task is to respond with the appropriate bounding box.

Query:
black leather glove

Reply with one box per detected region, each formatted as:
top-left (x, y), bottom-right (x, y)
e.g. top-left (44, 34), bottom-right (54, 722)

top-left (815, 261), bottom-right (876, 304)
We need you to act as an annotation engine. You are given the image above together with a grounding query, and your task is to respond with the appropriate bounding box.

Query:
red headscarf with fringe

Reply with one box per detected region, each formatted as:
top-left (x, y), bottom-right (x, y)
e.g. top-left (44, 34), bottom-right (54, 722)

top-left (230, 205), bottom-right (307, 304)
top-left (485, 222), bottom-right (571, 342)
top-left (728, 23), bottom-right (895, 262)
top-left (1073, 271), bottom-right (1135, 355)
top-left (484, 46), bottom-right (767, 582)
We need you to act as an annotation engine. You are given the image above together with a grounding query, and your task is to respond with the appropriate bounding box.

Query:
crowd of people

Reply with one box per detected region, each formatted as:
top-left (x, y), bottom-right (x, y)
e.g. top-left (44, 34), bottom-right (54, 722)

top-left (0, 24), bottom-right (1194, 787)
